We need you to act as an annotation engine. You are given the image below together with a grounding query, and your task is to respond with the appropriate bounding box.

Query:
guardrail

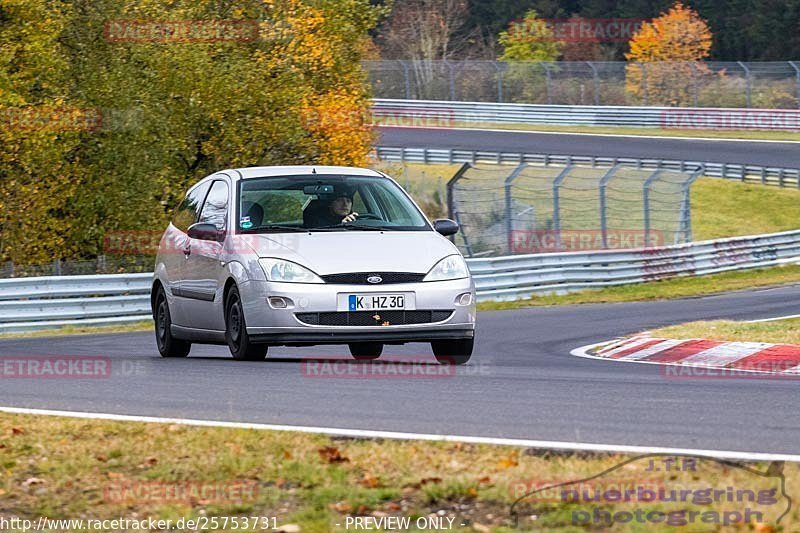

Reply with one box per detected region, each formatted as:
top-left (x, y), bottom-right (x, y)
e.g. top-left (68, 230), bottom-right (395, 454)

top-left (469, 229), bottom-right (800, 301)
top-left (2, 230), bottom-right (799, 331)
top-left (373, 146), bottom-right (800, 188)
top-left (372, 98), bottom-right (800, 131)
top-left (0, 273), bottom-right (152, 334)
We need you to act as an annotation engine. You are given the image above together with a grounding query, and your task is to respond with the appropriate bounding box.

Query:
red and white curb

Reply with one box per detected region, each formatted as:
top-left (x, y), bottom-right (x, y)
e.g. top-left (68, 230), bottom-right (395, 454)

top-left (572, 334), bottom-right (800, 377)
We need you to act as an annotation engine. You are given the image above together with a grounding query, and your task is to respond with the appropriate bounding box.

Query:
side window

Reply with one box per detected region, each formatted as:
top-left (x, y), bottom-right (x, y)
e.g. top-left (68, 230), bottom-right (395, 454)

top-left (172, 182), bottom-right (211, 233)
top-left (198, 180), bottom-right (229, 230)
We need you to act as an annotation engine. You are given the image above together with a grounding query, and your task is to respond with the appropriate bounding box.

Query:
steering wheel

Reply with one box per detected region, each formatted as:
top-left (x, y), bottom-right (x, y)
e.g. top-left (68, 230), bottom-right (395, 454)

top-left (354, 213), bottom-right (383, 221)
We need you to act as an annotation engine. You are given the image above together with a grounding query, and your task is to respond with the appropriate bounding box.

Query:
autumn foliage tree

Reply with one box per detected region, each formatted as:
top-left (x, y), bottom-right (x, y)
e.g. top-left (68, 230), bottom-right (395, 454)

top-left (497, 10), bottom-right (561, 104)
top-left (498, 10), bottom-right (561, 62)
top-left (625, 2), bottom-right (713, 105)
top-left (0, 0), bottom-right (381, 265)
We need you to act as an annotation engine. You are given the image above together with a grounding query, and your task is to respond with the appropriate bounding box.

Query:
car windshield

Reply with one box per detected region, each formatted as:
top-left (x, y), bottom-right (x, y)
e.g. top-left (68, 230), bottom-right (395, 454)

top-left (237, 174), bottom-right (430, 233)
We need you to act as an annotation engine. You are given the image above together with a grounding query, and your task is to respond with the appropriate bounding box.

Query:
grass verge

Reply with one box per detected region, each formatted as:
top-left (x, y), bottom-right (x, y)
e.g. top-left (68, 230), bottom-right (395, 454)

top-left (649, 317), bottom-right (800, 344)
top-left (447, 121), bottom-right (800, 142)
top-left (0, 321), bottom-right (153, 340)
top-left (477, 264), bottom-right (800, 311)
top-left (0, 412), bottom-right (797, 532)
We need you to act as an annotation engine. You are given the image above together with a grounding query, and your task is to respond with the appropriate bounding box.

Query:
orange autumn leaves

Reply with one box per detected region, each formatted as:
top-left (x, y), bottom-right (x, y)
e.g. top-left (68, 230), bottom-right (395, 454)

top-left (625, 2), bottom-right (714, 106)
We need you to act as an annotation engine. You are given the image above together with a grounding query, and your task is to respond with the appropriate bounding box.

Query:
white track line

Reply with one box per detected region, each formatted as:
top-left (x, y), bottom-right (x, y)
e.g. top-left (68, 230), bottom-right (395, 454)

top-left (379, 124), bottom-right (800, 144)
top-left (747, 314), bottom-right (800, 323)
top-left (1, 406), bottom-right (798, 462)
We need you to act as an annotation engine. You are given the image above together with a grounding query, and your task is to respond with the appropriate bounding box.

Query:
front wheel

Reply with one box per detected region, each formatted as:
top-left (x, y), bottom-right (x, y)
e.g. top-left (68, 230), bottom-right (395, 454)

top-left (225, 286), bottom-right (268, 361)
top-left (431, 338), bottom-right (473, 365)
top-left (153, 286), bottom-right (191, 358)
top-left (349, 342), bottom-right (383, 360)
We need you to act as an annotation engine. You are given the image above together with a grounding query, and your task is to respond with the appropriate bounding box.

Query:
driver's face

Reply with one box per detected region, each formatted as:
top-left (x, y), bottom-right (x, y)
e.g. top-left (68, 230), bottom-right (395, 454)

top-left (330, 196), bottom-right (352, 216)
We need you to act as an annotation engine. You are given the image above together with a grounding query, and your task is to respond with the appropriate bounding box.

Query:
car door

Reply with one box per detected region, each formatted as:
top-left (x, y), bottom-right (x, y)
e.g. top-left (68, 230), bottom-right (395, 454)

top-left (163, 180), bottom-right (212, 326)
top-left (181, 178), bottom-right (230, 330)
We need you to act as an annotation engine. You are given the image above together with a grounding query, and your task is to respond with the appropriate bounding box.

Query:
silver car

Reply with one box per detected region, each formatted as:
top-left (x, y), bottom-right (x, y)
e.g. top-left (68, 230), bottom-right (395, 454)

top-left (152, 166), bottom-right (476, 364)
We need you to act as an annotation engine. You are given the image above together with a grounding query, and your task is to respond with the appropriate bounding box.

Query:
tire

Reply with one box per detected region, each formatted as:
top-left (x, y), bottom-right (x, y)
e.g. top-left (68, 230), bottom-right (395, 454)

top-left (225, 286), bottom-right (268, 361)
top-left (153, 286), bottom-right (191, 358)
top-left (348, 342), bottom-right (383, 361)
top-left (431, 338), bottom-right (473, 365)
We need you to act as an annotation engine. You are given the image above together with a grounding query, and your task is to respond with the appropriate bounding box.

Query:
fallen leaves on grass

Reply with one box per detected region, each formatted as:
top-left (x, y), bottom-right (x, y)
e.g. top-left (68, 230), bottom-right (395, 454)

top-left (495, 456), bottom-right (518, 470)
top-left (331, 501), bottom-right (352, 513)
top-left (359, 472), bottom-right (380, 488)
top-left (318, 446), bottom-right (349, 464)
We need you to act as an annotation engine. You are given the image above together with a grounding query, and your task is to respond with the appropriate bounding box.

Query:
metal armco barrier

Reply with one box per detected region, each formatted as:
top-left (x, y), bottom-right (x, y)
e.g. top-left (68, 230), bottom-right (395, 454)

top-left (1, 230), bottom-right (799, 331)
top-left (0, 273), bottom-right (152, 333)
top-left (469, 229), bottom-right (800, 301)
top-left (373, 146), bottom-right (800, 188)
top-left (372, 99), bottom-right (800, 131)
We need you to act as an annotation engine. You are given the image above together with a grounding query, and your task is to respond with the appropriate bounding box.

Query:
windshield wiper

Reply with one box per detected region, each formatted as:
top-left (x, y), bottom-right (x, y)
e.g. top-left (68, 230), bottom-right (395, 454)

top-left (310, 224), bottom-right (386, 231)
top-left (243, 224), bottom-right (308, 233)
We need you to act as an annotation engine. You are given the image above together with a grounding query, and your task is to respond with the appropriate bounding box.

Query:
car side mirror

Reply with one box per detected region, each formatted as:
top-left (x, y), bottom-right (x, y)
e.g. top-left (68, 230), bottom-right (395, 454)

top-left (433, 218), bottom-right (459, 236)
top-left (187, 222), bottom-right (225, 242)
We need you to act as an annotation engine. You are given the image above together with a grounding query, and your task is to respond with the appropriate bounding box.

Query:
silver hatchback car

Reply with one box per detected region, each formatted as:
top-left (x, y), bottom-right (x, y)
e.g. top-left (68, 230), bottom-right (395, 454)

top-left (152, 166), bottom-right (476, 364)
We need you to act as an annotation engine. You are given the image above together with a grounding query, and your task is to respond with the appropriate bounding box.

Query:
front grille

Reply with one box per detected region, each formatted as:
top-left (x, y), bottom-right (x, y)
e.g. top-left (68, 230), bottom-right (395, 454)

top-left (295, 310), bottom-right (453, 326)
top-left (320, 272), bottom-right (426, 284)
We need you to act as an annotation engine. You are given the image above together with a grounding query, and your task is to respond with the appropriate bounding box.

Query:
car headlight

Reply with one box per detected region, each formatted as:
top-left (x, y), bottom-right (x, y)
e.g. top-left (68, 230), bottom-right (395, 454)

top-left (258, 258), bottom-right (323, 283)
top-left (423, 254), bottom-right (469, 282)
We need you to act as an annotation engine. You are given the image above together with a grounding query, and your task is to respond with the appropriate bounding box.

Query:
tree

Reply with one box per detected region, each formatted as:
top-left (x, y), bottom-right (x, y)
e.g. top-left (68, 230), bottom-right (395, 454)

top-left (376, 0), bottom-right (491, 98)
top-left (0, 0), bottom-right (381, 264)
top-left (496, 10), bottom-right (561, 103)
top-left (497, 9), bottom-right (561, 61)
top-left (625, 2), bottom-right (713, 105)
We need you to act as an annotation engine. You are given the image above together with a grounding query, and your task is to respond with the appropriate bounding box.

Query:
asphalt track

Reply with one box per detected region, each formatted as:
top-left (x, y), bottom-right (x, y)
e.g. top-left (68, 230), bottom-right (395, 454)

top-left (1, 284), bottom-right (800, 455)
top-left (378, 127), bottom-right (800, 168)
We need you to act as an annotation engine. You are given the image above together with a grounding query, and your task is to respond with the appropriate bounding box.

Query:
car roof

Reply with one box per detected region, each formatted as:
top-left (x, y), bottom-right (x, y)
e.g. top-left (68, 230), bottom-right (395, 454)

top-left (227, 166), bottom-right (384, 180)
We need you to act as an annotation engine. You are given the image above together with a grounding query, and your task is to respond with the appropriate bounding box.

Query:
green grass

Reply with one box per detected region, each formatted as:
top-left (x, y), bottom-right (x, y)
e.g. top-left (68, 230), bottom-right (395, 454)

top-left (477, 264), bottom-right (800, 311)
top-left (1, 412), bottom-right (797, 531)
top-left (649, 317), bottom-right (800, 344)
top-left (691, 178), bottom-right (800, 240)
top-left (449, 121), bottom-right (800, 141)
top-left (0, 321), bottom-right (153, 340)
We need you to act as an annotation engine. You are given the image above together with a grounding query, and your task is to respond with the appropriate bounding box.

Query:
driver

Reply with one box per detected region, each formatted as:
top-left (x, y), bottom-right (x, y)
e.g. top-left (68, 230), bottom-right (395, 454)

top-left (304, 186), bottom-right (359, 227)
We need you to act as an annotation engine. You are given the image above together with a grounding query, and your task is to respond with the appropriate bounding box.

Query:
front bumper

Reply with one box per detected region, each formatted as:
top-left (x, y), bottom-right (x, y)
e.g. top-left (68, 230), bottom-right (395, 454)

top-left (239, 278), bottom-right (476, 346)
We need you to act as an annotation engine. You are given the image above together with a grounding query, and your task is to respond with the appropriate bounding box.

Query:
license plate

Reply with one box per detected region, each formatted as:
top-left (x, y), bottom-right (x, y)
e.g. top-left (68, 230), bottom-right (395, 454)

top-left (348, 294), bottom-right (405, 311)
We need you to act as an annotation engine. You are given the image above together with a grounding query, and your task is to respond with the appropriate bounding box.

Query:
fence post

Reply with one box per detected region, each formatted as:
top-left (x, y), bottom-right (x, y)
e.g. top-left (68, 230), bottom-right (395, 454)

top-left (598, 166), bottom-right (621, 248)
top-left (494, 61), bottom-right (505, 103)
top-left (587, 61), bottom-right (600, 106)
top-left (642, 170), bottom-right (663, 247)
top-left (690, 62), bottom-right (699, 107)
top-left (446, 162), bottom-right (472, 220)
top-left (444, 59), bottom-right (456, 101)
top-left (790, 61), bottom-right (800, 109)
top-left (399, 60), bottom-right (412, 99)
top-left (738, 61), bottom-right (752, 108)
top-left (552, 165), bottom-right (573, 251)
top-left (543, 63), bottom-right (552, 105)
top-left (53, 259), bottom-right (62, 276)
top-left (504, 163), bottom-right (528, 254)
top-left (681, 167), bottom-right (703, 243)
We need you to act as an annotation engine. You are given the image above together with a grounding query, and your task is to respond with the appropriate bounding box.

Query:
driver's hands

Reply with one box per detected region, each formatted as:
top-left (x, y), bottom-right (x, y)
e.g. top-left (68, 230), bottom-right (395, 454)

top-left (342, 212), bottom-right (359, 223)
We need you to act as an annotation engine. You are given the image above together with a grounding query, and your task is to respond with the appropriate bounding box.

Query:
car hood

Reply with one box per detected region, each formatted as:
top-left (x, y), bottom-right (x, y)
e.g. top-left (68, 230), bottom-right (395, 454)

top-left (238, 231), bottom-right (461, 275)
